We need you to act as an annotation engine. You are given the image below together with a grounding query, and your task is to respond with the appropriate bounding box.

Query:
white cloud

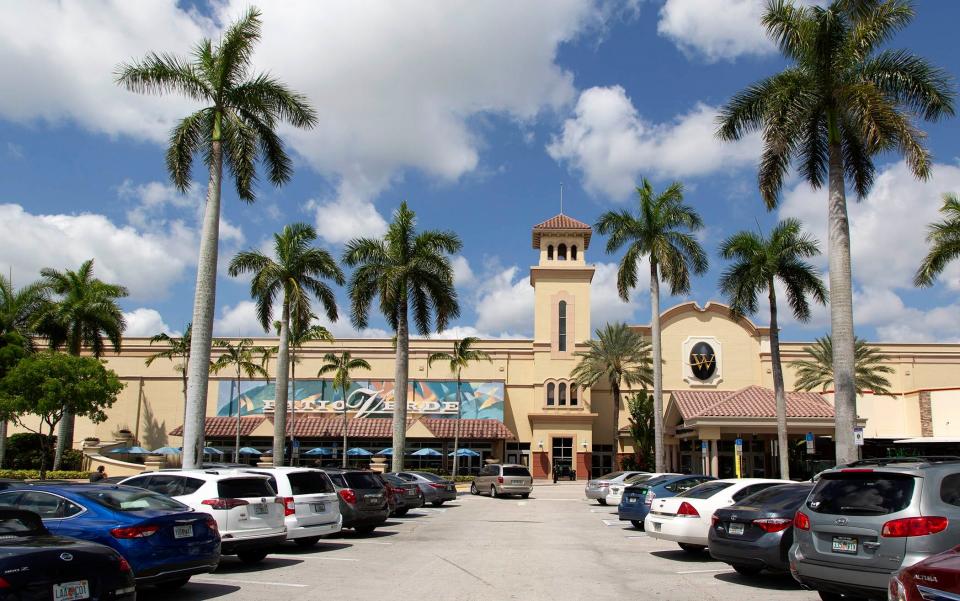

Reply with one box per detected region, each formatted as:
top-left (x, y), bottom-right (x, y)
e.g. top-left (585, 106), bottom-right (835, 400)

top-left (451, 255), bottom-right (476, 288)
top-left (590, 261), bottom-right (645, 327)
top-left (474, 266), bottom-right (536, 336)
top-left (305, 181), bottom-right (389, 246)
top-left (123, 308), bottom-right (176, 337)
top-left (213, 300), bottom-right (390, 339)
top-left (547, 86), bottom-right (760, 200)
top-left (427, 326), bottom-right (526, 341)
top-left (118, 179), bottom-right (244, 244)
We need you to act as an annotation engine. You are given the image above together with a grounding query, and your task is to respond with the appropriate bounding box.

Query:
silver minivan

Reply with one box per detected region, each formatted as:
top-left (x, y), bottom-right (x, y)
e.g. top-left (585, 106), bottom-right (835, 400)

top-left (471, 464), bottom-right (533, 498)
top-left (789, 457), bottom-right (960, 601)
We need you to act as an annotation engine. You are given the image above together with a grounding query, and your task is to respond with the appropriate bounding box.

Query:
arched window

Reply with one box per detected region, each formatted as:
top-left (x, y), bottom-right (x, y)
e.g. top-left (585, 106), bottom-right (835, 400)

top-left (557, 244), bottom-right (567, 260)
top-left (570, 385), bottom-right (578, 406)
top-left (547, 245), bottom-right (554, 260)
top-left (558, 301), bottom-right (567, 352)
top-left (571, 245), bottom-right (578, 260)
top-left (558, 383), bottom-right (567, 406)
top-left (546, 382), bottom-right (555, 406)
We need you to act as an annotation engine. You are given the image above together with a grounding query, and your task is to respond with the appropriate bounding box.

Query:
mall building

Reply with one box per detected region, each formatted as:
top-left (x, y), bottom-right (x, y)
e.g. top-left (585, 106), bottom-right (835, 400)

top-left (51, 213), bottom-right (960, 479)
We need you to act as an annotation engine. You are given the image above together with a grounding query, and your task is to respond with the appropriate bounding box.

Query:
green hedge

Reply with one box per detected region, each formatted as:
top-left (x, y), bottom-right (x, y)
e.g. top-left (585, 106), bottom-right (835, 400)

top-left (454, 475), bottom-right (475, 483)
top-left (0, 470), bottom-right (89, 480)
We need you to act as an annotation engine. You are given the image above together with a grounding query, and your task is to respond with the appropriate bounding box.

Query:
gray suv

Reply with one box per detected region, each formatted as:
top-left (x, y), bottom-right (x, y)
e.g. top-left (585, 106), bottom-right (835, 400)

top-left (789, 456), bottom-right (960, 600)
top-left (471, 464), bottom-right (533, 498)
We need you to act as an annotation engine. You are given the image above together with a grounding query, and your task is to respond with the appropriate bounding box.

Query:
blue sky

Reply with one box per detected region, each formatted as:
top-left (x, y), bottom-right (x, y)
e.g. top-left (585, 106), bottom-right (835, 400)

top-left (1, 1), bottom-right (959, 342)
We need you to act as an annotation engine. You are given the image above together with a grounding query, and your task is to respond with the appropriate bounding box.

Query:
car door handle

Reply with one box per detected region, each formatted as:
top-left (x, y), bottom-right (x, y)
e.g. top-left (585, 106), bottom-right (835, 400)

top-left (863, 541), bottom-right (880, 550)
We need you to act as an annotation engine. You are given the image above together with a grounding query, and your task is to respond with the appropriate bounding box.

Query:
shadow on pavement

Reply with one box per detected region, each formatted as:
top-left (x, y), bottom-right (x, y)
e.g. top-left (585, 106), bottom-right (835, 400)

top-left (274, 542), bottom-right (353, 554)
top-left (332, 529), bottom-right (399, 539)
top-left (650, 549), bottom-right (717, 563)
top-left (714, 572), bottom-right (804, 591)
top-left (139, 582), bottom-right (240, 600)
top-left (214, 557), bottom-right (303, 574)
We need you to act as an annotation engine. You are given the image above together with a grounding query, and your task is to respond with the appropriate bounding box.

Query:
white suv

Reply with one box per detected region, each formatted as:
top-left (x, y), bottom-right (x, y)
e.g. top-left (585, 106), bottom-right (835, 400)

top-left (120, 469), bottom-right (286, 563)
top-left (241, 467), bottom-right (342, 547)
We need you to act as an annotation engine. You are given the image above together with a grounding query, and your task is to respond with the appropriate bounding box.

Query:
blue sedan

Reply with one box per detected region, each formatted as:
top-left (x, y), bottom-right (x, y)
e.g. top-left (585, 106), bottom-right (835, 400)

top-left (0, 484), bottom-right (220, 589)
top-left (618, 474), bottom-right (715, 528)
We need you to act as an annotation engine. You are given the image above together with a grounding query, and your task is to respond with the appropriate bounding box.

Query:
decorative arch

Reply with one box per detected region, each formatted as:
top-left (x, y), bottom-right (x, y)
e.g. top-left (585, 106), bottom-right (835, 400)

top-left (557, 243), bottom-right (567, 260)
top-left (571, 245), bottom-right (578, 260)
top-left (547, 244), bottom-right (554, 260)
top-left (546, 382), bottom-right (555, 406)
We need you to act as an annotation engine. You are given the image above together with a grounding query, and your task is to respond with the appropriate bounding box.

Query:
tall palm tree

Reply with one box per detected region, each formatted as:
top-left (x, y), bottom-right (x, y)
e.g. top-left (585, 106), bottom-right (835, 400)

top-left (427, 337), bottom-right (492, 478)
top-left (116, 8), bottom-right (318, 469)
top-left (344, 202), bottom-right (461, 472)
top-left (716, 0), bottom-right (954, 463)
top-left (318, 352), bottom-right (371, 468)
top-left (792, 335), bottom-right (894, 395)
top-left (277, 311), bottom-right (333, 458)
top-left (35, 259), bottom-right (128, 469)
top-left (719, 219), bottom-right (827, 479)
top-left (570, 323), bottom-right (653, 473)
top-left (229, 223), bottom-right (343, 465)
top-left (145, 323), bottom-right (192, 433)
top-left (211, 338), bottom-right (267, 462)
top-left (915, 193), bottom-right (960, 288)
top-left (596, 180), bottom-right (708, 472)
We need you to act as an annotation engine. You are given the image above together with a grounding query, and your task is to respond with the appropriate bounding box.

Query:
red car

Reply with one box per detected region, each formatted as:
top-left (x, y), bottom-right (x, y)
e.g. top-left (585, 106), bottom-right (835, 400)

top-left (890, 545), bottom-right (960, 601)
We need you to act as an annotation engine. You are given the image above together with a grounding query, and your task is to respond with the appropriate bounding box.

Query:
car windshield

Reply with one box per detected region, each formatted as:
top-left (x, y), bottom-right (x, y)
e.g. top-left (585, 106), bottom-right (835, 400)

top-left (414, 472), bottom-right (447, 483)
top-left (677, 482), bottom-right (733, 499)
top-left (383, 474), bottom-right (405, 485)
top-left (0, 514), bottom-right (44, 535)
top-left (623, 474), bottom-right (654, 485)
top-left (628, 475), bottom-right (673, 490)
top-left (808, 472), bottom-right (915, 516)
top-left (344, 473), bottom-right (384, 489)
top-left (598, 471), bottom-right (624, 481)
top-left (288, 471), bottom-right (335, 495)
top-left (737, 484), bottom-right (812, 508)
top-left (503, 467), bottom-right (531, 477)
top-left (80, 488), bottom-right (188, 512)
top-left (218, 477), bottom-right (276, 499)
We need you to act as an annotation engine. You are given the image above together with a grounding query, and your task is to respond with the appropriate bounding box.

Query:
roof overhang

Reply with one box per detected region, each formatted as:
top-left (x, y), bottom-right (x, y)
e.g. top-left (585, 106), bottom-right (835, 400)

top-left (894, 437), bottom-right (960, 444)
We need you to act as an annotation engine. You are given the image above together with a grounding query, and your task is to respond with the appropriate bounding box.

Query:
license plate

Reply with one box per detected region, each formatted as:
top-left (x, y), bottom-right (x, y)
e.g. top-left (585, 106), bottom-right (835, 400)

top-left (311, 503), bottom-right (325, 512)
top-left (626, 496), bottom-right (637, 503)
top-left (512, 480), bottom-right (523, 485)
top-left (653, 522), bottom-right (661, 532)
top-left (406, 489), bottom-right (416, 496)
top-left (447, 485), bottom-right (454, 491)
top-left (832, 536), bottom-right (858, 554)
top-left (728, 522), bottom-right (744, 536)
top-left (174, 524), bottom-right (194, 539)
top-left (253, 503), bottom-right (269, 515)
top-left (366, 495), bottom-right (380, 504)
top-left (53, 581), bottom-right (89, 601)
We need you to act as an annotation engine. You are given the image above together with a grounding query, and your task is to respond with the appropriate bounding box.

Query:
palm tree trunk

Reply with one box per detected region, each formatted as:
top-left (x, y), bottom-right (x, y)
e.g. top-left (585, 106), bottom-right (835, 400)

top-left (234, 369), bottom-right (241, 463)
top-left (290, 352), bottom-right (297, 465)
top-left (181, 362), bottom-right (188, 443)
top-left (0, 420), bottom-right (7, 468)
top-left (342, 383), bottom-right (349, 468)
top-left (182, 137), bottom-right (223, 470)
top-left (392, 298), bottom-right (410, 472)
top-left (274, 302), bottom-right (291, 465)
top-left (53, 336), bottom-right (83, 470)
top-left (612, 380), bottom-right (621, 471)
top-left (452, 371), bottom-right (461, 479)
top-left (768, 281), bottom-right (790, 480)
top-left (827, 140), bottom-right (857, 465)
top-left (650, 260), bottom-right (665, 473)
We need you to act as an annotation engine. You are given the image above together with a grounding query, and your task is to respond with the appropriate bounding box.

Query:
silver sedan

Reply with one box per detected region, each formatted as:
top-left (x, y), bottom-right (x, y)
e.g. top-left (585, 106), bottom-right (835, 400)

top-left (584, 471), bottom-right (649, 505)
top-left (392, 471), bottom-right (458, 506)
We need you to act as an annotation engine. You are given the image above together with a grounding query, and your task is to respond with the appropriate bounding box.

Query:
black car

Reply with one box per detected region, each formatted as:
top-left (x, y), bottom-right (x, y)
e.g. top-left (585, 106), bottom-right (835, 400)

top-left (322, 468), bottom-right (389, 535)
top-left (708, 482), bottom-right (813, 576)
top-left (0, 509), bottom-right (136, 600)
top-left (381, 473), bottom-right (424, 517)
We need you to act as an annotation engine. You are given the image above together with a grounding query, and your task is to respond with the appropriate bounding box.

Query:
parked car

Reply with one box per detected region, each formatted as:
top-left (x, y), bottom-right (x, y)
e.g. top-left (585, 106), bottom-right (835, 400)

top-left (381, 473), bottom-right (424, 516)
top-left (0, 484), bottom-right (219, 589)
top-left (0, 508), bottom-right (136, 600)
top-left (645, 478), bottom-right (791, 552)
top-left (619, 474), bottom-right (715, 529)
top-left (708, 482), bottom-right (813, 576)
top-left (393, 471), bottom-right (458, 506)
top-left (605, 472), bottom-right (679, 506)
top-left (120, 469), bottom-right (285, 564)
top-left (321, 468), bottom-right (389, 535)
top-left (241, 467), bottom-right (342, 547)
top-left (585, 471), bottom-right (648, 505)
top-left (789, 457), bottom-right (960, 601)
top-left (890, 544), bottom-right (960, 601)
top-left (471, 464), bottom-right (533, 498)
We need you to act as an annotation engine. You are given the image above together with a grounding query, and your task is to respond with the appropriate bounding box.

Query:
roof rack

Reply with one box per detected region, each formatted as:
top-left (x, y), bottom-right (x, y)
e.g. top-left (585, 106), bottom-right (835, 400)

top-left (843, 455), bottom-right (960, 467)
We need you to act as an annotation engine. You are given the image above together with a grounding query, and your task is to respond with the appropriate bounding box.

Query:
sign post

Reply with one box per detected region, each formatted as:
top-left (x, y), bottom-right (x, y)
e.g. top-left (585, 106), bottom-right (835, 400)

top-left (701, 440), bottom-right (708, 475)
top-left (805, 432), bottom-right (815, 455)
top-left (854, 427), bottom-right (864, 461)
top-left (734, 438), bottom-right (743, 478)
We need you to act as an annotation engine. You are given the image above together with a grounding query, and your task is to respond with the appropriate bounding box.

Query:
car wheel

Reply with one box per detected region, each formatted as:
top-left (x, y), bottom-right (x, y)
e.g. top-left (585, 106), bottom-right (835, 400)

top-left (678, 543), bottom-right (706, 554)
top-left (154, 576), bottom-right (190, 590)
top-left (470, 482), bottom-right (479, 495)
top-left (354, 526), bottom-right (376, 535)
top-left (394, 508), bottom-right (408, 516)
top-left (237, 550), bottom-right (269, 564)
top-left (732, 564), bottom-right (763, 577)
top-left (490, 485), bottom-right (498, 498)
top-left (520, 493), bottom-right (529, 499)
top-left (293, 536), bottom-right (321, 548)
top-left (431, 500), bottom-right (444, 507)
top-left (631, 520), bottom-right (644, 530)
top-left (598, 499), bottom-right (607, 506)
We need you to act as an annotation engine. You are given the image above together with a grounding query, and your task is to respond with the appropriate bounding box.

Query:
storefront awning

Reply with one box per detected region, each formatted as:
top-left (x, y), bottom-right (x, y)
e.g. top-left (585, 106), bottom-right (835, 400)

top-left (171, 416), bottom-right (515, 440)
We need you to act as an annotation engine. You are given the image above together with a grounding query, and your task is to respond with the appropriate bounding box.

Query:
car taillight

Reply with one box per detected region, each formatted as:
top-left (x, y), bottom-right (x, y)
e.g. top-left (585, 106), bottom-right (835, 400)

top-left (339, 488), bottom-right (357, 504)
top-left (0, 576), bottom-right (9, 588)
top-left (390, 486), bottom-right (405, 495)
top-left (754, 518), bottom-right (793, 533)
top-left (645, 492), bottom-right (656, 506)
top-left (677, 502), bottom-right (700, 517)
top-left (204, 516), bottom-right (218, 533)
top-left (201, 498), bottom-right (249, 510)
top-left (429, 483), bottom-right (446, 489)
top-left (110, 525), bottom-right (160, 539)
top-left (497, 476), bottom-right (504, 484)
top-left (841, 468), bottom-right (874, 473)
top-left (882, 516), bottom-right (948, 538)
top-left (283, 497), bottom-right (295, 517)
top-left (118, 558), bottom-right (132, 572)
top-left (711, 514), bottom-right (719, 528)
top-left (794, 511), bottom-right (810, 531)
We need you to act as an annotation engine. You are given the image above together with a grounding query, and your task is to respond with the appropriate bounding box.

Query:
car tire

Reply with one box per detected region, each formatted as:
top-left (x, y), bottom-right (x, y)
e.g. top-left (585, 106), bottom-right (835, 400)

top-left (293, 536), bottom-right (321, 548)
top-left (154, 576), bottom-right (190, 590)
top-left (598, 499), bottom-right (607, 506)
top-left (354, 526), bottom-right (376, 535)
top-left (431, 500), bottom-right (444, 507)
top-left (237, 550), bottom-right (269, 564)
top-left (470, 482), bottom-right (479, 495)
top-left (490, 485), bottom-right (498, 498)
top-left (394, 508), bottom-right (409, 517)
top-left (732, 564), bottom-right (763, 577)
top-left (631, 520), bottom-right (644, 530)
top-left (678, 543), bottom-right (706, 554)
top-left (520, 493), bottom-right (530, 499)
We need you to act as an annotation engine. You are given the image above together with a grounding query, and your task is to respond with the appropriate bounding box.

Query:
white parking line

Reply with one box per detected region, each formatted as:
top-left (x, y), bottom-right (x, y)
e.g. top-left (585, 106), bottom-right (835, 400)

top-left (194, 577), bottom-right (308, 588)
top-left (625, 535), bottom-right (646, 539)
top-left (675, 568), bottom-right (732, 574)
top-left (601, 519), bottom-right (622, 526)
top-left (341, 540), bottom-right (392, 545)
top-left (291, 555), bottom-right (359, 561)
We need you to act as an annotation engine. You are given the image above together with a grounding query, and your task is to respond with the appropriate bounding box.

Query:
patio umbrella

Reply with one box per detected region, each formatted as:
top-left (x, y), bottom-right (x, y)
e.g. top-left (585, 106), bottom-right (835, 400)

top-left (376, 448), bottom-right (394, 456)
top-left (448, 448), bottom-right (480, 457)
top-left (108, 447), bottom-right (132, 454)
top-left (110, 446), bottom-right (154, 455)
top-left (202, 447), bottom-right (224, 455)
top-left (411, 448), bottom-right (442, 457)
top-left (346, 447), bottom-right (373, 456)
top-left (151, 446), bottom-right (181, 454)
top-left (304, 447), bottom-right (333, 456)
top-left (238, 447), bottom-right (262, 455)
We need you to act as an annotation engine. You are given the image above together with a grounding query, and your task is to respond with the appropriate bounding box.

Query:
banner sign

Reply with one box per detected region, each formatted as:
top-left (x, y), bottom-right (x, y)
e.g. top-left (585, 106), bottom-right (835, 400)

top-left (217, 379), bottom-right (505, 421)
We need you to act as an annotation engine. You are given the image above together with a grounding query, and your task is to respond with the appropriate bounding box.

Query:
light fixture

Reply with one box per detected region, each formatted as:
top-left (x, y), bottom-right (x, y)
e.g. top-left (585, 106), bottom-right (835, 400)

top-left (581, 440), bottom-right (588, 449)
top-left (538, 440), bottom-right (543, 449)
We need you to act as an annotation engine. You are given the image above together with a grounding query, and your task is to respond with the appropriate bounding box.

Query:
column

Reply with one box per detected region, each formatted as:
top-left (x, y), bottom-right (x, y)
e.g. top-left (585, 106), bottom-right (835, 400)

top-left (709, 440), bottom-right (719, 477)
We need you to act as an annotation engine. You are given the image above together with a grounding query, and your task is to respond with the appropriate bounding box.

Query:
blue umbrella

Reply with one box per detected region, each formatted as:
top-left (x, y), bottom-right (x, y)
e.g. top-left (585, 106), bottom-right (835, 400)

top-left (346, 447), bottom-right (373, 456)
top-left (376, 448), bottom-right (394, 456)
top-left (304, 447), bottom-right (333, 456)
top-left (110, 446), bottom-right (154, 455)
top-left (203, 447), bottom-right (224, 455)
top-left (411, 448), bottom-right (442, 457)
top-left (151, 446), bottom-right (181, 455)
top-left (448, 448), bottom-right (480, 457)
top-left (238, 447), bottom-right (261, 455)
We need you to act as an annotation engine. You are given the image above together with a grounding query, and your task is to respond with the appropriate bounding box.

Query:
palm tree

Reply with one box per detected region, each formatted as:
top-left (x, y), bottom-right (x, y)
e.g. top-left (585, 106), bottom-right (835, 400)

top-left (277, 311), bottom-right (333, 458)
top-left (570, 323), bottom-right (653, 472)
top-left (427, 337), bottom-right (492, 478)
top-left (35, 259), bottom-right (127, 469)
top-left (229, 223), bottom-right (343, 465)
top-left (792, 335), bottom-right (894, 395)
top-left (318, 352), bottom-right (371, 468)
top-left (719, 219), bottom-right (827, 479)
top-left (145, 323), bottom-right (192, 433)
top-left (211, 338), bottom-right (267, 462)
top-left (716, 0), bottom-right (954, 463)
top-left (116, 8), bottom-right (318, 469)
top-left (916, 193), bottom-right (960, 288)
top-left (596, 180), bottom-right (707, 472)
top-left (344, 202), bottom-right (461, 471)
top-left (627, 391), bottom-right (655, 470)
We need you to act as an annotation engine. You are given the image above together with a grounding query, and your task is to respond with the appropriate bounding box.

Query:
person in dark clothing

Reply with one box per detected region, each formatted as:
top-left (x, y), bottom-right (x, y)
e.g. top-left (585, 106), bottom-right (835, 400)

top-left (89, 465), bottom-right (107, 482)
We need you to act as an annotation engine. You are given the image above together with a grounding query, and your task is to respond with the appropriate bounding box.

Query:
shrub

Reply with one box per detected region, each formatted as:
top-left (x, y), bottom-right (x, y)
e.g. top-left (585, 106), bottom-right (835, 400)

top-left (3, 433), bottom-right (55, 470)
top-left (0, 469), bottom-right (89, 480)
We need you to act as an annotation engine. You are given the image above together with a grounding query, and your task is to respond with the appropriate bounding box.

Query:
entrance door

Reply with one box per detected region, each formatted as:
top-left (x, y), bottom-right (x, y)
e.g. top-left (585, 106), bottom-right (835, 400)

top-left (591, 444), bottom-right (613, 478)
top-left (552, 437), bottom-right (574, 476)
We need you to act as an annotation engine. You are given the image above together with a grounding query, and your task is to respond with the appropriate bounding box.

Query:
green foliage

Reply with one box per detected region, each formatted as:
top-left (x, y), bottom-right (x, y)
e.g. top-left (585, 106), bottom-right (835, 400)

top-left (791, 335), bottom-right (894, 395)
top-left (3, 433), bottom-right (55, 470)
top-left (0, 470), bottom-right (89, 481)
top-left (627, 391), bottom-right (654, 470)
top-left (0, 274), bottom-right (48, 343)
top-left (427, 337), bottom-right (493, 375)
top-left (916, 193), bottom-right (960, 287)
top-left (570, 323), bottom-right (652, 391)
top-left (0, 332), bottom-right (28, 379)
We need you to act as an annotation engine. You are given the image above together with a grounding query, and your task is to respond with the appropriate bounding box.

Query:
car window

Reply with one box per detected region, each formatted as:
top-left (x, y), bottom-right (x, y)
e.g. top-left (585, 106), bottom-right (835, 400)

top-left (0, 513), bottom-right (45, 535)
top-left (666, 479), bottom-right (701, 493)
top-left (144, 475), bottom-right (185, 497)
top-left (631, 475), bottom-right (672, 490)
top-left (245, 472), bottom-right (280, 494)
top-left (415, 472), bottom-right (446, 483)
top-left (600, 471), bottom-right (625, 481)
top-left (344, 473), bottom-right (384, 489)
top-left (677, 482), bottom-right (734, 499)
top-left (180, 477), bottom-right (205, 495)
top-left (809, 472), bottom-right (915, 516)
top-left (288, 471), bottom-right (335, 495)
top-left (383, 474), bottom-right (404, 485)
top-left (732, 483), bottom-right (779, 503)
top-left (736, 484), bottom-right (812, 508)
top-left (396, 473), bottom-right (417, 481)
top-left (624, 474), bottom-right (653, 486)
top-left (16, 492), bottom-right (69, 519)
top-left (503, 467), bottom-right (531, 477)
top-left (80, 488), bottom-right (188, 512)
top-left (327, 473), bottom-right (346, 487)
top-left (218, 477), bottom-right (276, 498)
top-left (122, 475), bottom-right (152, 490)
top-left (940, 474), bottom-right (960, 507)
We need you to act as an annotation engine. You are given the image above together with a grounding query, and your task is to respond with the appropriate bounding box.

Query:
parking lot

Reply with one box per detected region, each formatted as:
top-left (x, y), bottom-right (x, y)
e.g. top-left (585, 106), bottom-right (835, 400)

top-left (141, 481), bottom-right (820, 601)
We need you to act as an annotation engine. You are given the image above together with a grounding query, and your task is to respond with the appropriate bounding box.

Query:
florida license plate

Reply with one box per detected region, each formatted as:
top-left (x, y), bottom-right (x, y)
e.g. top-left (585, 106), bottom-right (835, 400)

top-left (174, 524), bottom-right (194, 539)
top-left (728, 523), bottom-right (744, 536)
top-left (512, 480), bottom-right (523, 485)
top-left (311, 503), bottom-right (325, 512)
top-left (832, 536), bottom-right (858, 554)
top-left (626, 496), bottom-right (637, 503)
top-left (253, 503), bottom-right (269, 515)
top-left (53, 581), bottom-right (89, 601)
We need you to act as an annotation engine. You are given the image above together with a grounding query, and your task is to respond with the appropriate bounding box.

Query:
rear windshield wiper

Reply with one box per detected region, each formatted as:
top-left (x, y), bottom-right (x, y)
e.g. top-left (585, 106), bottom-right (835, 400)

top-left (839, 505), bottom-right (888, 514)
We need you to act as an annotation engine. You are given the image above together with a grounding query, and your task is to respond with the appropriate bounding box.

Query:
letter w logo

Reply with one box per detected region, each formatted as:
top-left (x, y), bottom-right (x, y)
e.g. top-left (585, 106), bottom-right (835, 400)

top-left (690, 354), bottom-right (715, 369)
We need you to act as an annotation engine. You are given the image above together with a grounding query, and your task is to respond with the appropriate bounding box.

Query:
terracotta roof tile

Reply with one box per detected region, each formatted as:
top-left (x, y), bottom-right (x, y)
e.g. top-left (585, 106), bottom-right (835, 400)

top-left (672, 386), bottom-right (834, 420)
top-left (169, 416), bottom-right (265, 437)
top-left (421, 418), bottom-right (516, 440)
top-left (532, 213), bottom-right (592, 249)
